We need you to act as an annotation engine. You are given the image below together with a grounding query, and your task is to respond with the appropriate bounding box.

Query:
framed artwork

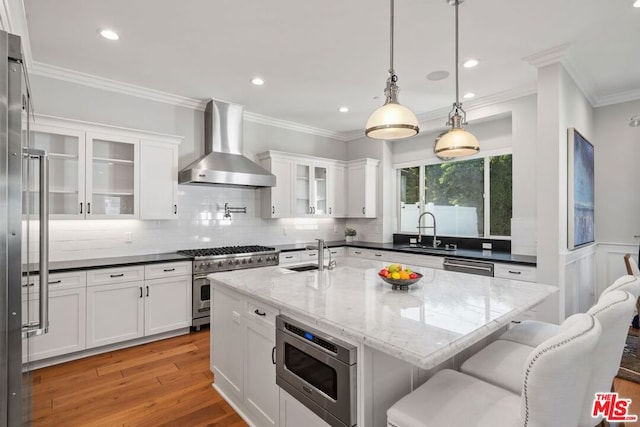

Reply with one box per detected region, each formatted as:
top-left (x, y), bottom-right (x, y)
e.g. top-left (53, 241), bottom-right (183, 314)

top-left (567, 128), bottom-right (595, 249)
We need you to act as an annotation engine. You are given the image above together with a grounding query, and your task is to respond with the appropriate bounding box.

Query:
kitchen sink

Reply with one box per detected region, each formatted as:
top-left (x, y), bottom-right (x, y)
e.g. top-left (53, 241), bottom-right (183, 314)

top-left (397, 245), bottom-right (457, 253)
top-left (284, 264), bottom-right (319, 272)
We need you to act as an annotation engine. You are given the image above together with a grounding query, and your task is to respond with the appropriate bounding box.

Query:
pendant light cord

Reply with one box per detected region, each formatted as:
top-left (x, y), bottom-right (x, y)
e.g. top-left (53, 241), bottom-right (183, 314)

top-left (454, 0), bottom-right (459, 105)
top-left (389, 0), bottom-right (395, 78)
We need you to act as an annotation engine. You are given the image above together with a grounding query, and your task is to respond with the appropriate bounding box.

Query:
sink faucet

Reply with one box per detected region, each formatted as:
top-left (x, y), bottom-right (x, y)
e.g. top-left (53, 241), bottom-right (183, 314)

top-left (417, 211), bottom-right (441, 248)
top-left (306, 239), bottom-right (336, 271)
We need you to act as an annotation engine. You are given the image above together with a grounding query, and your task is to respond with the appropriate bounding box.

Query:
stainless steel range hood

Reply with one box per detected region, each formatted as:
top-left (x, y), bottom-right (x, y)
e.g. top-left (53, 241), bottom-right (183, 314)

top-left (178, 99), bottom-right (276, 187)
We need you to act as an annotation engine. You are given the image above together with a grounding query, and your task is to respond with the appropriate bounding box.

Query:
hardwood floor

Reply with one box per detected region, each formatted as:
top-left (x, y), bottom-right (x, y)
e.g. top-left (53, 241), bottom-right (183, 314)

top-left (27, 328), bottom-right (640, 426)
top-left (29, 329), bottom-right (247, 426)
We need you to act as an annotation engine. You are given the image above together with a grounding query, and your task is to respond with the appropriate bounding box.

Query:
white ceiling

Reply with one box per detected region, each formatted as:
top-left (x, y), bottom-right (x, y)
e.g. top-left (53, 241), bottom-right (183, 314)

top-left (22, 0), bottom-right (640, 138)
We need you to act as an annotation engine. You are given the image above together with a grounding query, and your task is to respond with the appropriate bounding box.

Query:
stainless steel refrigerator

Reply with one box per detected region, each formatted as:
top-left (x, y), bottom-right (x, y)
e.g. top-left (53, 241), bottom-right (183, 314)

top-left (0, 30), bottom-right (49, 425)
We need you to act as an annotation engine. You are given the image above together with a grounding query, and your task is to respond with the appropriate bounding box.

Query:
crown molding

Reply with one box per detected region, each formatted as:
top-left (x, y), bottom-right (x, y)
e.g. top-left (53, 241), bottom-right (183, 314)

top-left (594, 89), bottom-right (640, 108)
top-left (523, 43), bottom-right (570, 68)
top-left (31, 61), bottom-right (350, 142)
top-left (243, 111), bottom-right (350, 141)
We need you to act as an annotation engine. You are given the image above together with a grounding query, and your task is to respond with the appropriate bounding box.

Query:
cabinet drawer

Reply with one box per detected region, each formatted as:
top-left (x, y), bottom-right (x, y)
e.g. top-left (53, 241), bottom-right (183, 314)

top-left (303, 250), bottom-right (318, 260)
top-left (348, 248), bottom-right (371, 258)
top-left (145, 261), bottom-right (192, 280)
top-left (280, 252), bottom-right (301, 265)
top-left (328, 247), bottom-right (345, 257)
top-left (246, 298), bottom-right (278, 327)
top-left (494, 264), bottom-right (537, 282)
top-left (87, 266), bottom-right (145, 286)
top-left (22, 271), bottom-right (87, 295)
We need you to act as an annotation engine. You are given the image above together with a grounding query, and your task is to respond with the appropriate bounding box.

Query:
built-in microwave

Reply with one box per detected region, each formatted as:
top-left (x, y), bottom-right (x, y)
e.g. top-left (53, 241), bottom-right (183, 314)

top-left (275, 315), bottom-right (357, 427)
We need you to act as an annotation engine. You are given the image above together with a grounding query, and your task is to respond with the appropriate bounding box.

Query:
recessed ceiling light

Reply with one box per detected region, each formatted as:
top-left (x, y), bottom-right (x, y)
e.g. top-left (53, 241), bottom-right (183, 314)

top-left (630, 115), bottom-right (640, 127)
top-left (463, 92), bottom-right (475, 99)
top-left (338, 106), bottom-right (349, 113)
top-left (99, 29), bottom-right (119, 41)
top-left (634, 0), bottom-right (640, 7)
top-left (463, 59), bottom-right (479, 68)
top-left (250, 77), bottom-right (265, 86)
top-left (427, 70), bottom-right (449, 81)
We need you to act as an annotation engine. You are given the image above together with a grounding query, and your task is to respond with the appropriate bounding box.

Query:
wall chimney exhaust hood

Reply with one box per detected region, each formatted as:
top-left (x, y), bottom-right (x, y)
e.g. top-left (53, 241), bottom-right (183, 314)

top-left (178, 99), bottom-right (276, 188)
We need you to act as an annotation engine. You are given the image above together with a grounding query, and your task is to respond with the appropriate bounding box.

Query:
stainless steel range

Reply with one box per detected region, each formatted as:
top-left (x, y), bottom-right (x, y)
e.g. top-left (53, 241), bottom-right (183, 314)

top-left (178, 245), bottom-right (279, 329)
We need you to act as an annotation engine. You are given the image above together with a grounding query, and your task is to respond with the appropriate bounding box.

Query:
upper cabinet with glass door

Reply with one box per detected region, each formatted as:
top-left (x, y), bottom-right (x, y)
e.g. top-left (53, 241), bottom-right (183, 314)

top-left (86, 133), bottom-right (139, 218)
top-left (29, 124), bottom-right (86, 219)
top-left (293, 162), bottom-right (329, 216)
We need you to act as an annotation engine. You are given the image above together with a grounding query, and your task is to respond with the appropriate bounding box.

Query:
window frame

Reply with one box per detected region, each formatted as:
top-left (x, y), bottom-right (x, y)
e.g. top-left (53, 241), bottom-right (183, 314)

top-left (395, 147), bottom-right (513, 239)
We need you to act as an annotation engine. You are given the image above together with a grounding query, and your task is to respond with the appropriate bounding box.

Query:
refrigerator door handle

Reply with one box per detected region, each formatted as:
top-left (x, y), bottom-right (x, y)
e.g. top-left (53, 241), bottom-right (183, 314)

top-left (22, 149), bottom-right (49, 337)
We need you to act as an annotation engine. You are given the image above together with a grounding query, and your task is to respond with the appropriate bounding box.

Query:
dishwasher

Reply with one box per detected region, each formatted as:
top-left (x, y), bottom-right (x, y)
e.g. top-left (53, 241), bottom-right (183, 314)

top-left (443, 257), bottom-right (494, 277)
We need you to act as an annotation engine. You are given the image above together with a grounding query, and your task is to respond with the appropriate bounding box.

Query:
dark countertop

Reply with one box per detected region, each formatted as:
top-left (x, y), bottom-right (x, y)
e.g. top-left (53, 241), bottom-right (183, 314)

top-left (26, 252), bottom-right (194, 275)
top-left (30, 238), bottom-right (535, 274)
top-left (278, 240), bottom-right (536, 266)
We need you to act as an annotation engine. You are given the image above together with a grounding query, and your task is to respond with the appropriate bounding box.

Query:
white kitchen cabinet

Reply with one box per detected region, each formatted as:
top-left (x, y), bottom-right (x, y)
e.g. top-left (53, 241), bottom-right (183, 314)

top-left (494, 263), bottom-right (537, 282)
top-left (87, 261), bottom-right (192, 349)
top-left (259, 153), bottom-right (294, 218)
top-left (144, 275), bottom-right (192, 336)
top-left (328, 246), bottom-right (346, 258)
top-left (279, 251), bottom-right (302, 265)
top-left (212, 285), bottom-right (281, 426)
top-left (280, 389), bottom-right (330, 427)
top-left (244, 298), bottom-right (280, 427)
top-left (22, 271), bottom-right (87, 362)
top-left (86, 280), bottom-right (145, 348)
top-left (346, 158), bottom-right (379, 218)
top-left (29, 115), bottom-right (182, 221)
top-left (29, 124), bottom-right (86, 219)
top-left (212, 285), bottom-right (245, 401)
top-left (348, 247), bottom-right (373, 258)
top-left (293, 161), bottom-right (329, 216)
top-left (328, 163), bottom-right (346, 217)
top-left (86, 132), bottom-right (139, 218)
top-left (140, 139), bottom-right (179, 220)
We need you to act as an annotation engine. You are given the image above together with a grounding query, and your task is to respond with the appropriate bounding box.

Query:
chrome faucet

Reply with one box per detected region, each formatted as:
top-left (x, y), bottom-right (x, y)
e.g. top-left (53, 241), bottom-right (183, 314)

top-left (307, 238), bottom-right (336, 270)
top-left (417, 211), bottom-right (441, 248)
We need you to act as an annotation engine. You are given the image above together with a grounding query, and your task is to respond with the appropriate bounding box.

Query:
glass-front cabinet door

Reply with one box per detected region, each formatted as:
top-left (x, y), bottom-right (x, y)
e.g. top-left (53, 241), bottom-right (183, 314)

top-left (86, 133), bottom-right (139, 218)
top-left (294, 163), bottom-right (310, 216)
top-left (312, 165), bottom-right (327, 215)
top-left (29, 125), bottom-right (85, 219)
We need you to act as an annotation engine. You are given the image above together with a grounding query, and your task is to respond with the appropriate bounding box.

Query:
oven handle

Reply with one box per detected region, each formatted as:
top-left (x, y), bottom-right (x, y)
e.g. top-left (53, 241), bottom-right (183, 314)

top-left (194, 275), bottom-right (209, 280)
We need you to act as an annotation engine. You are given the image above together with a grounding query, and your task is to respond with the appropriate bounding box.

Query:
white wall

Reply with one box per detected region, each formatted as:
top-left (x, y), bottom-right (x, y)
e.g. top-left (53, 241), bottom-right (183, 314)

top-left (29, 74), bottom-right (348, 261)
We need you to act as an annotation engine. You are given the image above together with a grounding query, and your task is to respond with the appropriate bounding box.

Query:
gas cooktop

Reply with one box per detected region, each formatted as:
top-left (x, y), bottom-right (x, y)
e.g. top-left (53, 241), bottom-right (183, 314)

top-left (178, 245), bottom-right (276, 259)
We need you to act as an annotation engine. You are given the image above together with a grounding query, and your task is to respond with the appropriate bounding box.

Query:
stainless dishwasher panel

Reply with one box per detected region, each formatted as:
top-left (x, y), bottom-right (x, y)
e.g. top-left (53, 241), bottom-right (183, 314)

top-left (443, 257), bottom-right (494, 277)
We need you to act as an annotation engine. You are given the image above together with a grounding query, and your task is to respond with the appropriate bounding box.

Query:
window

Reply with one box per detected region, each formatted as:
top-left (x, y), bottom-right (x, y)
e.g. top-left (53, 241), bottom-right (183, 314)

top-left (398, 154), bottom-right (512, 238)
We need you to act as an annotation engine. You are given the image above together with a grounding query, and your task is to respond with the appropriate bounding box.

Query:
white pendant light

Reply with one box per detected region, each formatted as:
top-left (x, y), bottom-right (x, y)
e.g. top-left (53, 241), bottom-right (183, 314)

top-left (366, 0), bottom-right (419, 140)
top-left (434, 0), bottom-right (479, 159)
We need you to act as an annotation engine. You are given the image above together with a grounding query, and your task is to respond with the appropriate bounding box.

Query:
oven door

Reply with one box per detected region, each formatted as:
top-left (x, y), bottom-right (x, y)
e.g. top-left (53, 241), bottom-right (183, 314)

top-left (276, 328), bottom-right (356, 427)
top-left (193, 275), bottom-right (210, 322)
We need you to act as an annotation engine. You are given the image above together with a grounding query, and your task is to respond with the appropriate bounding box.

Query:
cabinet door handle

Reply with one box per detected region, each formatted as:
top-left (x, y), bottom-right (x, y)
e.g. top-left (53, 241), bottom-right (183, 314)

top-left (146, 286), bottom-right (149, 297)
top-left (329, 207), bottom-right (332, 215)
top-left (309, 253), bottom-right (315, 257)
top-left (174, 204), bottom-right (177, 214)
top-left (87, 202), bottom-right (91, 214)
top-left (354, 251), bottom-right (362, 255)
top-left (48, 280), bottom-right (62, 284)
top-left (508, 270), bottom-right (522, 275)
top-left (139, 287), bottom-right (143, 298)
top-left (284, 255), bottom-right (293, 259)
top-left (110, 273), bottom-right (124, 278)
top-left (272, 346), bottom-right (276, 365)
top-left (272, 206), bottom-right (275, 214)
top-left (374, 254), bottom-right (382, 257)
top-left (254, 309), bottom-right (266, 317)
top-left (163, 268), bottom-right (175, 272)
top-left (79, 202), bottom-right (83, 214)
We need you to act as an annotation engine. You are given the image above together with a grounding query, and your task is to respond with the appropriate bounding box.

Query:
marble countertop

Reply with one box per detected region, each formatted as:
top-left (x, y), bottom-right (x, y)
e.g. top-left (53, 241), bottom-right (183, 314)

top-left (208, 257), bottom-right (557, 370)
top-left (26, 252), bottom-right (194, 274)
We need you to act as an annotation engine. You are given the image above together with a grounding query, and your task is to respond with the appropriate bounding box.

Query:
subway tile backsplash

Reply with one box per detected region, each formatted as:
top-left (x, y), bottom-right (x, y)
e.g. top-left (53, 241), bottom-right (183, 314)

top-left (25, 185), bottom-right (347, 262)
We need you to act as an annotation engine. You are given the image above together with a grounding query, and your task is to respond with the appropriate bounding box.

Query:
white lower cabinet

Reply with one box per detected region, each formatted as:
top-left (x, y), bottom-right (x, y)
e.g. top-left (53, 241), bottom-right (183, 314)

top-left (279, 389), bottom-right (330, 427)
top-left (86, 281), bottom-right (145, 348)
top-left (212, 285), bottom-right (280, 426)
top-left (144, 275), bottom-right (192, 336)
top-left (86, 261), bottom-right (192, 349)
top-left (23, 286), bottom-right (87, 363)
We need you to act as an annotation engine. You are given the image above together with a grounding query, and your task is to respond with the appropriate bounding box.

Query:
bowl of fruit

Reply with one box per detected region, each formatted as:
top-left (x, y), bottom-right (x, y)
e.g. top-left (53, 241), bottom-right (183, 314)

top-left (378, 264), bottom-right (423, 290)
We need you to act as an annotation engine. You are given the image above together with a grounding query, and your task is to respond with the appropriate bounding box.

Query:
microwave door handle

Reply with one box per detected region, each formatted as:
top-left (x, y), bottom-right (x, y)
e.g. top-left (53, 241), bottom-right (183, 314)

top-left (22, 151), bottom-right (50, 337)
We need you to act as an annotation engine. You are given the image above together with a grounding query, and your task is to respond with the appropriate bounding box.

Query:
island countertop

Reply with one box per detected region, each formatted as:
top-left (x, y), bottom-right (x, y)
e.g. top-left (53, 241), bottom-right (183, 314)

top-left (208, 257), bottom-right (557, 370)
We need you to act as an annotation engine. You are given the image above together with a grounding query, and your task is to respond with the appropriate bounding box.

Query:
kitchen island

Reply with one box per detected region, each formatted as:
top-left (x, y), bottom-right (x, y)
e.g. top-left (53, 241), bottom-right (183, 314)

top-left (208, 257), bottom-right (557, 427)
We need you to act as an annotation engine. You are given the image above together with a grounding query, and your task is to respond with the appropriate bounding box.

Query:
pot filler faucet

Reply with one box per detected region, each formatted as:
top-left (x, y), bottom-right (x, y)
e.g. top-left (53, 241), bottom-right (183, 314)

top-left (417, 211), bottom-right (441, 248)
